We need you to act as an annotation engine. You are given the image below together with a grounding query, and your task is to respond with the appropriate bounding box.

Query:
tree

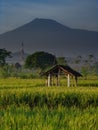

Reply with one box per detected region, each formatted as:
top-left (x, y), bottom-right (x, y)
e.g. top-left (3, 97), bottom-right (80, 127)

top-left (57, 57), bottom-right (67, 65)
top-left (93, 62), bottom-right (98, 75)
top-left (0, 48), bottom-right (11, 66)
top-left (25, 51), bottom-right (57, 70)
top-left (14, 62), bottom-right (22, 70)
top-left (81, 66), bottom-right (88, 79)
top-left (88, 54), bottom-right (94, 62)
top-left (75, 55), bottom-right (82, 64)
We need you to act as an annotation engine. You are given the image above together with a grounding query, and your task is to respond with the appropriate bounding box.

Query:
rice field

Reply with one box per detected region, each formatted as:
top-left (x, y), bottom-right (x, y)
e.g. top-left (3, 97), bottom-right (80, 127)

top-left (0, 106), bottom-right (98, 130)
top-left (0, 77), bottom-right (98, 130)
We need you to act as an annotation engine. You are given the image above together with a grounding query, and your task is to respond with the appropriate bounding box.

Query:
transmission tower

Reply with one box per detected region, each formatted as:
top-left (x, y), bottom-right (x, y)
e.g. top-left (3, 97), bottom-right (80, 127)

top-left (20, 42), bottom-right (24, 64)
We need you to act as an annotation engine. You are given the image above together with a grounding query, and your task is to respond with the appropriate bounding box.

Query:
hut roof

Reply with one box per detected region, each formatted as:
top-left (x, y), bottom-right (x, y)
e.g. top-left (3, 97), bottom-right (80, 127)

top-left (43, 65), bottom-right (82, 77)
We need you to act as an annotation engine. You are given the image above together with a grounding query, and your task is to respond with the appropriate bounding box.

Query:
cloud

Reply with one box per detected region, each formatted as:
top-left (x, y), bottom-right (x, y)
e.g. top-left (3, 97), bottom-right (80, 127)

top-left (59, 0), bottom-right (98, 30)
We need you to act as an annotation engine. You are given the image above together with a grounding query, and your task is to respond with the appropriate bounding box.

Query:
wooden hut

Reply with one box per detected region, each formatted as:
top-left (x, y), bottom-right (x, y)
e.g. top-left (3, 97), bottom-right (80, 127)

top-left (42, 65), bottom-right (82, 87)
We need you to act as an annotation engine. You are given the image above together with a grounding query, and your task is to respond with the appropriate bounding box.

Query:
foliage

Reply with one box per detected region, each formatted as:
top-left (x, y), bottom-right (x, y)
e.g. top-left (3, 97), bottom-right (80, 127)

top-left (81, 66), bottom-right (88, 78)
top-left (0, 48), bottom-right (11, 66)
top-left (75, 55), bottom-right (82, 64)
top-left (0, 77), bottom-right (98, 129)
top-left (57, 57), bottom-right (67, 65)
top-left (25, 51), bottom-right (57, 70)
top-left (72, 54), bottom-right (98, 76)
top-left (93, 62), bottom-right (98, 75)
top-left (0, 87), bottom-right (98, 109)
top-left (0, 64), bottom-right (41, 78)
top-left (0, 65), bottom-right (10, 78)
top-left (0, 106), bottom-right (98, 130)
top-left (0, 77), bottom-right (98, 108)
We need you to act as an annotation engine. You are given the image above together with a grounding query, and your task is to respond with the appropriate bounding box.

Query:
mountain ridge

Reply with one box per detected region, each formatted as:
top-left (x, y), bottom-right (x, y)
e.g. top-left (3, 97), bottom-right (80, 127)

top-left (0, 18), bottom-right (98, 58)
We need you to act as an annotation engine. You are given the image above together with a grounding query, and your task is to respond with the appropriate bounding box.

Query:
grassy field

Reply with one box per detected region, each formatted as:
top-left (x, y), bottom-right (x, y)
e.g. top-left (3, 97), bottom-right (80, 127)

top-left (0, 77), bottom-right (98, 130)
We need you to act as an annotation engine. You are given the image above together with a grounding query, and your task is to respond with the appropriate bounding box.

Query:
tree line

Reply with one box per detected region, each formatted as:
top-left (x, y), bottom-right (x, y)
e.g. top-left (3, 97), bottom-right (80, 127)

top-left (0, 48), bottom-right (98, 78)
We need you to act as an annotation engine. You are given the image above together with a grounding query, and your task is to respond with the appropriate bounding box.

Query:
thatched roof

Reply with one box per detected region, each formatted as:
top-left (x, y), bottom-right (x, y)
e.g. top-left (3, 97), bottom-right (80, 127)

top-left (42, 65), bottom-right (82, 77)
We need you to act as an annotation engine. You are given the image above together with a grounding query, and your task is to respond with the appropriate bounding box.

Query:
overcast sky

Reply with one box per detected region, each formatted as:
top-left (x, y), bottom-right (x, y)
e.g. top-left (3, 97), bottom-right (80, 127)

top-left (0, 0), bottom-right (98, 34)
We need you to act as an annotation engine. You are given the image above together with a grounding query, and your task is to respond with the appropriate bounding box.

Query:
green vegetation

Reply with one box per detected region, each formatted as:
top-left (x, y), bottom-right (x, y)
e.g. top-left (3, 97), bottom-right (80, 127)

top-left (0, 48), bottom-right (11, 78)
top-left (0, 106), bottom-right (98, 130)
top-left (0, 84), bottom-right (98, 109)
top-left (0, 48), bottom-right (11, 66)
top-left (25, 51), bottom-right (57, 70)
top-left (0, 77), bottom-right (98, 130)
top-left (57, 57), bottom-right (67, 65)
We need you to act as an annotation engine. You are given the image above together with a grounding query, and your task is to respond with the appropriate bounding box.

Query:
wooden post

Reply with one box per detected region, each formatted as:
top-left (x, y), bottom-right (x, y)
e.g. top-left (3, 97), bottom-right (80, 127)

top-left (72, 76), bottom-right (74, 87)
top-left (48, 73), bottom-right (51, 87)
top-left (50, 74), bottom-right (53, 86)
top-left (67, 74), bottom-right (70, 87)
top-left (57, 69), bottom-right (60, 86)
top-left (57, 74), bottom-right (59, 86)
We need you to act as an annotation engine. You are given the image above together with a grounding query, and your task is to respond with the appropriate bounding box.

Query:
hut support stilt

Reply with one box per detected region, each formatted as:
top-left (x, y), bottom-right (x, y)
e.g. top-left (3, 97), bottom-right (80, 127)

top-left (57, 69), bottom-right (60, 86)
top-left (48, 73), bottom-right (51, 86)
top-left (67, 74), bottom-right (70, 87)
top-left (57, 74), bottom-right (60, 86)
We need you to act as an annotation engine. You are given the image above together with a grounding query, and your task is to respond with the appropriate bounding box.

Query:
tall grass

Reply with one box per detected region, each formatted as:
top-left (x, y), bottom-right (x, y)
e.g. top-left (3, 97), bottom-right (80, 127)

top-left (0, 106), bottom-right (98, 130)
top-left (0, 86), bottom-right (98, 109)
top-left (0, 77), bottom-right (98, 129)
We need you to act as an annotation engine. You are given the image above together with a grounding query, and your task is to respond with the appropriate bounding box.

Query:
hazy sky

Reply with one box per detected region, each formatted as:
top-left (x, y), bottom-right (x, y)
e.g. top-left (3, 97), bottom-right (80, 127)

top-left (0, 0), bottom-right (98, 34)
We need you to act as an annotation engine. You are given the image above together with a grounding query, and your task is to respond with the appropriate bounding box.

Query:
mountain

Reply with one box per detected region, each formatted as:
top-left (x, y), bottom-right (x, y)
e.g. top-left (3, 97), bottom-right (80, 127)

top-left (0, 18), bottom-right (98, 58)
